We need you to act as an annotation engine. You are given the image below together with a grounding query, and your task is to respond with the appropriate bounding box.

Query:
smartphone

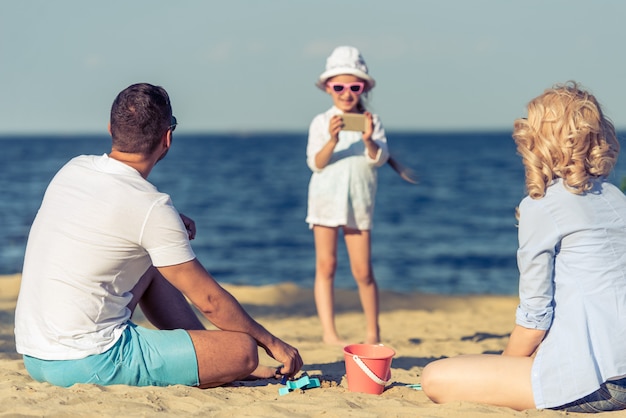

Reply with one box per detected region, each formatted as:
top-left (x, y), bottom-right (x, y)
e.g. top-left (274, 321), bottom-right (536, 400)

top-left (341, 113), bottom-right (366, 132)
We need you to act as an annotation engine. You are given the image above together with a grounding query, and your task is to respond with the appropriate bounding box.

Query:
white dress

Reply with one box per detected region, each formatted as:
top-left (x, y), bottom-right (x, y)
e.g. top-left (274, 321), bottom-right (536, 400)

top-left (305, 106), bottom-right (389, 230)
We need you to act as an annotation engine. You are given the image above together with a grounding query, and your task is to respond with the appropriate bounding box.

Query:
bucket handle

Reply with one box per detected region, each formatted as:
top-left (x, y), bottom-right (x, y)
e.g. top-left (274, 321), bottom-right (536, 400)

top-left (351, 354), bottom-right (390, 386)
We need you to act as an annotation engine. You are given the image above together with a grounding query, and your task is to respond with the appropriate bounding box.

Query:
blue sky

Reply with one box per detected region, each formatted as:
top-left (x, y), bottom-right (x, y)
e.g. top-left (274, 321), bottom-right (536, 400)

top-left (2, 0), bottom-right (625, 134)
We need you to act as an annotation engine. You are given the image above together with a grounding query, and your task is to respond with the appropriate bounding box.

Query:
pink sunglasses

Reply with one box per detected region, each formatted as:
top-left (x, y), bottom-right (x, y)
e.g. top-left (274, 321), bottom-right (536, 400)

top-left (327, 82), bottom-right (365, 95)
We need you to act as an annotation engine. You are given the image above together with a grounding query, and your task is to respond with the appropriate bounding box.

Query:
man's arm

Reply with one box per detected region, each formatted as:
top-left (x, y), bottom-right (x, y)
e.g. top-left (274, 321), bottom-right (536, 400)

top-left (157, 258), bottom-right (302, 377)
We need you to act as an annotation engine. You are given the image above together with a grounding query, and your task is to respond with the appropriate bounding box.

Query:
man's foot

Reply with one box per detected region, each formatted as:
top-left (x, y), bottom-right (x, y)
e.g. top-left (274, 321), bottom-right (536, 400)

top-left (244, 365), bottom-right (281, 380)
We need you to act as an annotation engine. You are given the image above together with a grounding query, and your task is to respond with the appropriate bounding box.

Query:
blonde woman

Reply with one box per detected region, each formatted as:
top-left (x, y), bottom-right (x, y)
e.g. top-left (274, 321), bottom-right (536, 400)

top-left (421, 82), bottom-right (626, 413)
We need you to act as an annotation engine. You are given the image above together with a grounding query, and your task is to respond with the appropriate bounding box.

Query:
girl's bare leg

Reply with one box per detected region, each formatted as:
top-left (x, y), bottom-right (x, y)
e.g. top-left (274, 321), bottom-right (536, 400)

top-left (344, 228), bottom-right (380, 344)
top-left (313, 225), bottom-right (345, 345)
top-left (421, 354), bottom-right (536, 411)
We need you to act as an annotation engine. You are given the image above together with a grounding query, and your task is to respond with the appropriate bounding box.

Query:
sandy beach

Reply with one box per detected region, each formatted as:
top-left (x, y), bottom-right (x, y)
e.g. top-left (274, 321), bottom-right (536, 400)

top-left (0, 274), bottom-right (606, 417)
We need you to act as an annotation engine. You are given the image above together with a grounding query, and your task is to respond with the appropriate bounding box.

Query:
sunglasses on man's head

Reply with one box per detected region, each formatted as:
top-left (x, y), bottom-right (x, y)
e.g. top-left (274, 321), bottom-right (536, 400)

top-left (327, 82), bottom-right (365, 95)
top-left (169, 115), bottom-right (178, 132)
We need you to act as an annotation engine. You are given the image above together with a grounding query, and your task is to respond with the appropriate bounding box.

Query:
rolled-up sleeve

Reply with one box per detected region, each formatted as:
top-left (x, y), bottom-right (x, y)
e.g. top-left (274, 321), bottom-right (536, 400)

top-left (306, 115), bottom-right (330, 172)
top-left (141, 196), bottom-right (196, 267)
top-left (365, 115), bottom-right (389, 167)
top-left (515, 197), bottom-right (559, 330)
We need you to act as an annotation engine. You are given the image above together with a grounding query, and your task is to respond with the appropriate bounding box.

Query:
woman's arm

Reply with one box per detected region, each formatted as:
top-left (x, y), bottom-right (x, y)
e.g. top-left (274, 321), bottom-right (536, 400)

top-left (502, 325), bottom-right (546, 357)
top-left (508, 197), bottom-right (557, 357)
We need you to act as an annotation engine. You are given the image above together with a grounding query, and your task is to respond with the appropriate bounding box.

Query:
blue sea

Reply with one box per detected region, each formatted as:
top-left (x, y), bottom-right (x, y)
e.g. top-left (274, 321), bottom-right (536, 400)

top-left (3, 132), bottom-right (626, 295)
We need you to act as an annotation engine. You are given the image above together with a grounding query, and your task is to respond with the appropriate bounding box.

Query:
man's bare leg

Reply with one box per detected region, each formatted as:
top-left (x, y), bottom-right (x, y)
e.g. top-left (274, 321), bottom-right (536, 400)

top-left (130, 266), bottom-right (204, 330)
top-left (130, 267), bottom-right (280, 387)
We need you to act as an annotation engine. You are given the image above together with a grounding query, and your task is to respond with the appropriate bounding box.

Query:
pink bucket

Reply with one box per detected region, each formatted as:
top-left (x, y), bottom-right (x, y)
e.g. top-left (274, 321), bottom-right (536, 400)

top-left (343, 344), bottom-right (395, 395)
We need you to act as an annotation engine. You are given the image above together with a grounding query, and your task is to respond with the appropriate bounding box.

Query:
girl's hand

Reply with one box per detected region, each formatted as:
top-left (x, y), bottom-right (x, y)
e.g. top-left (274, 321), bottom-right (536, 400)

top-left (329, 115), bottom-right (343, 142)
top-left (314, 115), bottom-right (342, 169)
top-left (361, 112), bottom-right (379, 159)
top-left (362, 112), bottom-right (374, 142)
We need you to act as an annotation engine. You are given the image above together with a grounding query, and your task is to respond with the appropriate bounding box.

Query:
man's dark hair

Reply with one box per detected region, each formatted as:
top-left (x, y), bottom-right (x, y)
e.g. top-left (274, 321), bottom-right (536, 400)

top-left (110, 83), bottom-right (172, 155)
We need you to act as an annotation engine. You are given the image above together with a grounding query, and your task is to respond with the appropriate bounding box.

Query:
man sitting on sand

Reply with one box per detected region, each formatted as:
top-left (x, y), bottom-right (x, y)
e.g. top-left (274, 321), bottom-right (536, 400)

top-left (14, 82), bottom-right (303, 388)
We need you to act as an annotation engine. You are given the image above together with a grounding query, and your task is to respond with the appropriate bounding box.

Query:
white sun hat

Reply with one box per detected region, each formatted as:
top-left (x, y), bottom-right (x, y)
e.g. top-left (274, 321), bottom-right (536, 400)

top-left (315, 46), bottom-right (376, 91)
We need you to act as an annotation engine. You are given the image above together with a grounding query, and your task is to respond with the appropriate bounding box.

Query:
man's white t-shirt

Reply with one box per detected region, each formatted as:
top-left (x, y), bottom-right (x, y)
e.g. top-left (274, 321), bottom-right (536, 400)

top-left (14, 154), bottom-right (196, 360)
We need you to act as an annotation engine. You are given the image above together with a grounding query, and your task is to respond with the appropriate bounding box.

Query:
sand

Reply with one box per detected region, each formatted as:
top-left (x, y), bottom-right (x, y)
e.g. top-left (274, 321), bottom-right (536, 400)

top-left (0, 274), bottom-right (603, 417)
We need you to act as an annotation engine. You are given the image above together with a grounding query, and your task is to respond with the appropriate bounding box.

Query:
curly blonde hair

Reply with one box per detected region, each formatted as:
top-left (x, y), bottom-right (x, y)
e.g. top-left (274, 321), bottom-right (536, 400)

top-left (513, 81), bottom-right (619, 199)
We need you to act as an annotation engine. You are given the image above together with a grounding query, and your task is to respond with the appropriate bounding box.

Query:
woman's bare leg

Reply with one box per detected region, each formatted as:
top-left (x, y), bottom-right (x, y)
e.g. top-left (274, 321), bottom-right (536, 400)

top-left (344, 228), bottom-right (380, 344)
top-left (421, 354), bottom-right (536, 411)
top-left (313, 225), bottom-right (346, 345)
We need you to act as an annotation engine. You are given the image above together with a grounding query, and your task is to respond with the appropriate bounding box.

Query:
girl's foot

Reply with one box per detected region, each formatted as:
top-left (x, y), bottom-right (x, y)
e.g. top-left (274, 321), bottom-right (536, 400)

top-left (323, 334), bottom-right (350, 346)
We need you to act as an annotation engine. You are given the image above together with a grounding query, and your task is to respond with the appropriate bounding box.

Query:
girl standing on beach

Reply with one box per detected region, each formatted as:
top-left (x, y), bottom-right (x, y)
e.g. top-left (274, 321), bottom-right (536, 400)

top-left (306, 46), bottom-right (389, 345)
top-left (421, 82), bottom-right (626, 413)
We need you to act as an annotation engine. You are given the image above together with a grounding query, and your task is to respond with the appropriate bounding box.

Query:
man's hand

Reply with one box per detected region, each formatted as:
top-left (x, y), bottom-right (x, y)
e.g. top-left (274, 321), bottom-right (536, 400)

top-left (179, 213), bottom-right (196, 240)
top-left (262, 339), bottom-right (303, 379)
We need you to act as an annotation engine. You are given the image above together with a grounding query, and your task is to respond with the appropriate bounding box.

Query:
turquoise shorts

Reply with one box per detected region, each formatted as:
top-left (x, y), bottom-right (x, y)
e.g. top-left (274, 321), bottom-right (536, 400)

top-left (23, 322), bottom-right (199, 387)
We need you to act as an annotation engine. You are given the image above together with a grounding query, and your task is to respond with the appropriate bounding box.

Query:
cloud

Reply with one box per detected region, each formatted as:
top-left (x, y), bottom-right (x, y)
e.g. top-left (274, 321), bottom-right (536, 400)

top-left (206, 41), bottom-right (234, 63)
top-left (303, 41), bottom-right (343, 59)
top-left (83, 54), bottom-right (104, 70)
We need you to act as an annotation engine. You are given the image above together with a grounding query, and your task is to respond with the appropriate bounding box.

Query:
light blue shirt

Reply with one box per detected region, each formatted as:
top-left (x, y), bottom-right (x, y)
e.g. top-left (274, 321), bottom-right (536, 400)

top-left (305, 106), bottom-right (389, 230)
top-left (516, 178), bottom-right (626, 409)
